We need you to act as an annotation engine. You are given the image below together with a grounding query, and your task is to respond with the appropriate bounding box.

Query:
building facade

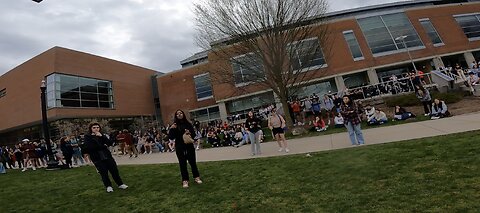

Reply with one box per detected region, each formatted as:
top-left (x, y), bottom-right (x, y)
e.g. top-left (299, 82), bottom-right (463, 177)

top-left (0, 47), bottom-right (159, 144)
top-left (157, 0), bottom-right (480, 124)
top-left (2, 0), bottom-right (480, 144)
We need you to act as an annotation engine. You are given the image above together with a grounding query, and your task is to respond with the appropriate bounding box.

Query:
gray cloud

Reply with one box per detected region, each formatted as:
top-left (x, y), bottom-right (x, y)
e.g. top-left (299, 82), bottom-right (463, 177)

top-left (0, 0), bottom-right (406, 75)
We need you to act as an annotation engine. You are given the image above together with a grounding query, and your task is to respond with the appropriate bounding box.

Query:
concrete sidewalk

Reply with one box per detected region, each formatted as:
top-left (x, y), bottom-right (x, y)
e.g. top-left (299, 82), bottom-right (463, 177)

top-left (114, 112), bottom-right (480, 165)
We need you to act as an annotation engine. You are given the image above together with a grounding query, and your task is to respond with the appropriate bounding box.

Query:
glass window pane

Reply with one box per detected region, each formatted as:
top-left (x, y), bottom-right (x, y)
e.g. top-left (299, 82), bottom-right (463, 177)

top-left (455, 15), bottom-right (480, 39)
top-left (81, 101), bottom-right (99, 108)
top-left (358, 13), bottom-right (423, 55)
top-left (60, 100), bottom-right (80, 107)
top-left (61, 91), bottom-right (80, 100)
top-left (343, 32), bottom-right (364, 59)
top-left (194, 73), bottom-right (213, 100)
top-left (80, 93), bottom-right (98, 101)
top-left (99, 94), bottom-right (112, 102)
top-left (231, 53), bottom-right (264, 85)
top-left (49, 74), bottom-right (114, 108)
top-left (59, 75), bottom-right (79, 91)
top-left (288, 38), bottom-right (325, 70)
top-left (420, 20), bottom-right (443, 45)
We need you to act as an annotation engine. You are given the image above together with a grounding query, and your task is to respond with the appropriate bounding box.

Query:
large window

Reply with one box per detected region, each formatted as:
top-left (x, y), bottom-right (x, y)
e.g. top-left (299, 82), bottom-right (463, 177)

top-left (295, 79), bottom-right (337, 99)
top-left (358, 13), bottom-right (424, 56)
top-left (46, 73), bottom-right (114, 109)
top-left (231, 53), bottom-right (265, 86)
top-left (226, 92), bottom-right (275, 115)
top-left (343, 31), bottom-right (364, 61)
top-left (454, 14), bottom-right (480, 41)
top-left (419, 18), bottom-right (443, 46)
top-left (194, 73), bottom-right (213, 101)
top-left (190, 106), bottom-right (220, 122)
top-left (288, 37), bottom-right (326, 70)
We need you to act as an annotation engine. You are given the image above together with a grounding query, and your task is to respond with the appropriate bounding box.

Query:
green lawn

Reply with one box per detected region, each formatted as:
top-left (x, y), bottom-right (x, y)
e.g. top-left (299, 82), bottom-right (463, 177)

top-left (1, 130), bottom-right (480, 212)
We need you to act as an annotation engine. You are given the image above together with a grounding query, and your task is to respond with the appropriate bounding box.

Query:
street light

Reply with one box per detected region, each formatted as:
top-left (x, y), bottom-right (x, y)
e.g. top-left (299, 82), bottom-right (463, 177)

top-left (395, 35), bottom-right (418, 74)
top-left (40, 80), bottom-right (60, 170)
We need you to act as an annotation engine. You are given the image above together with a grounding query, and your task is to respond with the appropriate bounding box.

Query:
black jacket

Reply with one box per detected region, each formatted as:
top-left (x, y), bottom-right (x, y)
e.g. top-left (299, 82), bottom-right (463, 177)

top-left (82, 134), bottom-right (114, 163)
top-left (168, 122), bottom-right (196, 150)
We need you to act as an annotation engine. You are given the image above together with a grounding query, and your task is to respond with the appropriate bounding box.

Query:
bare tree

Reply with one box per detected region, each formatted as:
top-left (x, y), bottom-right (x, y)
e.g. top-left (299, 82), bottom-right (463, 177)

top-left (194, 0), bottom-right (331, 127)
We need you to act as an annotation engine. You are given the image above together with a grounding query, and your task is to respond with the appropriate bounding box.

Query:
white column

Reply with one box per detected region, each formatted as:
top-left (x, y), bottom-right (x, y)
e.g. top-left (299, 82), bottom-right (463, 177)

top-left (335, 75), bottom-right (346, 90)
top-left (367, 68), bottom-right (379, 84)
top-left (432, 57), bottom-right (445, 69)
top-left (218, 102), bottom-right (228, 121)
top-left (464, 52), bottom-right (476, 68)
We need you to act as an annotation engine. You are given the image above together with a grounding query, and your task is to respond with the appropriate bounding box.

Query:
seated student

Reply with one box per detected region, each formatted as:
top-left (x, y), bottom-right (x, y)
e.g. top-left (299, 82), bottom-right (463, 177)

top-left (393, 106), bottom-right (416, 121)
top-left (368, 109), bottom-right (388, 125)
top-left (467, 72), bottom-right (480, 86)
top-left (207, 128), bottom-right (219, 147)
top-left (365, 105), bottom-right (376, 124)
top-left (431, 98), bottom-right (451, 119)
top-left (333, 113), bottom-right (344, 128)
top-left (311, 116), bottom-right (327, 132)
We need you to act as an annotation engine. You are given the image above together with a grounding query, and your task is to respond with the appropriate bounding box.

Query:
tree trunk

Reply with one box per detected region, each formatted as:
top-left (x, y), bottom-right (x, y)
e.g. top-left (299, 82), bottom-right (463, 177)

top-left (279, 97), bottom-right (294, 130)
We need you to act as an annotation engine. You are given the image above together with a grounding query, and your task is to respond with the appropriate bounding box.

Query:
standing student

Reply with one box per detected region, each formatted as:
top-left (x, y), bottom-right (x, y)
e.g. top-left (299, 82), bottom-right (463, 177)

top-left (168, 110), bottom-right (202, 188)
top-left (415, 85), bottom-right (432, 116)
top-left (245, 111), bottom-right (263, 156)
top-left (82, 123), bottom-right (128, 193)
top-left (340, 96), bottom-right (365, 146)
top-left (268, 108), bottom-right (289, 153)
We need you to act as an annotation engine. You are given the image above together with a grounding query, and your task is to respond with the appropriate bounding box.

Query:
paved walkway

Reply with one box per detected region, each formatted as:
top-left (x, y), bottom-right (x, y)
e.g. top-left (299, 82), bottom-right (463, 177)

top-left (115, 112), bottom-right (480, 165)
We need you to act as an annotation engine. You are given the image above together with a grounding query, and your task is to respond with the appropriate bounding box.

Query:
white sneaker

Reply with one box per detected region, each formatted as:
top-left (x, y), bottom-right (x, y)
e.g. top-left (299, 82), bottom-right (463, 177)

top-left (32, 167), bottom-right (36, 171)
top-left (149, 151), bottom-right (152, 154)
top-left (22, 168), bottom-right (27, 172)
top-left (118, 184), bottom-right (128, 189)
top-left (285, 148), bottom-right (290, 153)
top-left (278, 148), bottom-right (283, 152)
top-left (106, 186), bottom-right (114, 193)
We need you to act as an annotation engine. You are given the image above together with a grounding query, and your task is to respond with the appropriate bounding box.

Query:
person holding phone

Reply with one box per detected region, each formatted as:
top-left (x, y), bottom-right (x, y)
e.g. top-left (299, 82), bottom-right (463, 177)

top-left (168, 110), bottom-right (202, 188)
top-left (82, 123), bottom-right (128, 193)
top-left (340, 96), bottom-right (365, 146)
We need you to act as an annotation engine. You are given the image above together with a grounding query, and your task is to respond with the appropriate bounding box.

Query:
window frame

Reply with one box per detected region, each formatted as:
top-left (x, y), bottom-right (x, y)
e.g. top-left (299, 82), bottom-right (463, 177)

top-left (419, 18), bottom-right (444, 47)
top-left (231, 52), bottom-right (265, 87)
top-left (46, 73), bottom-right (115, 109)
top-left (193, 72), bottom-right (214, 101)
top-left (357, 12), bottom-right (425, 57)
top-left (454, 13), bottom-right (480, 41)
top-left (287, 37), bottom-right (328, 72)
top-left (342, 30), bottom-right (365, 61)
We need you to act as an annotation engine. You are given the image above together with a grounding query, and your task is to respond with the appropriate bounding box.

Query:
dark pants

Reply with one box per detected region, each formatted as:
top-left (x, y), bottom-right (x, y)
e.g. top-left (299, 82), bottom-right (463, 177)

top-left (16, 157), bottom-right (23, 168)
top-left (94, 158), bottom-right (124, 188)
top-left (422, 101), bottom-right (432, 114)
top-left (175, 144), bottom-right (200, 181)
top-left (64, 153), bottom-right (73, 167)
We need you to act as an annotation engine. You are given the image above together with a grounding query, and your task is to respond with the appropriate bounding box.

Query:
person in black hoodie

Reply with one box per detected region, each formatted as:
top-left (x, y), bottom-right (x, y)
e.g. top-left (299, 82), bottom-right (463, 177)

top-left (82, 123), bottom-right (128, 193)
top-left (245, 111), bottom-right (263, 156)
top-left (168, 110), bottom-right (203, 188)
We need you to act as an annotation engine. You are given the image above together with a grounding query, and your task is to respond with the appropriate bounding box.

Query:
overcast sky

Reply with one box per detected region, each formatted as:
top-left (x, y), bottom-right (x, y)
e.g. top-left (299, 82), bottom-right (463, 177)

top-left (0, 0), bottom-right (408, 75)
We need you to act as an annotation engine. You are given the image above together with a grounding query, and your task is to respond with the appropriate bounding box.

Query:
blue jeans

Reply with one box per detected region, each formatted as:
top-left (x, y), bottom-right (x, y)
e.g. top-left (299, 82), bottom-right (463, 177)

top-left (248, 131), bottom-right (262, 155)
top-left (345, 122), bottom-right (365, 145)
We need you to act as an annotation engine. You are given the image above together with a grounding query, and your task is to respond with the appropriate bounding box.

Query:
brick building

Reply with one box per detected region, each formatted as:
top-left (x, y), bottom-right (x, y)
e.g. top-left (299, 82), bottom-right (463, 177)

top-left (1, 0), bottom-right (480, 144)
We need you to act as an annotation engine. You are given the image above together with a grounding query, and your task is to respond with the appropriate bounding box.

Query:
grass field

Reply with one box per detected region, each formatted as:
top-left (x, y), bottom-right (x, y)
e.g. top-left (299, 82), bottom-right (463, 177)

top-left (1, 130), bottom-right (480, 212)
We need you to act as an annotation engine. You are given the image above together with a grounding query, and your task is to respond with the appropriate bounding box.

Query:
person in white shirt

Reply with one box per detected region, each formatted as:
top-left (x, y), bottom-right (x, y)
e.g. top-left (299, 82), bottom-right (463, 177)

top-left (334, 113), bottom-right (344, 128)
top-left (365, 105), bottom-right (375, 123)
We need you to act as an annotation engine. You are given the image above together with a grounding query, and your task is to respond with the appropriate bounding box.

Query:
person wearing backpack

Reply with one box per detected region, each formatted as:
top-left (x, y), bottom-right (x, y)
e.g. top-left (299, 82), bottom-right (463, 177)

top-left (268, 108), bottom-right (289, 153)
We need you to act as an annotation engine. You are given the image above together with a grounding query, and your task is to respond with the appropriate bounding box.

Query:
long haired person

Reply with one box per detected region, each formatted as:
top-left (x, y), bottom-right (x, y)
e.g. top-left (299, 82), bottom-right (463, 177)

top-left (340, 96), bottom-right (365, 146)
top-left (245, 111), bottom-right (262, 155)
top-left (82, 123), bottom-right (128, 193)
top-left (168, 110), bottom-right (202, 188)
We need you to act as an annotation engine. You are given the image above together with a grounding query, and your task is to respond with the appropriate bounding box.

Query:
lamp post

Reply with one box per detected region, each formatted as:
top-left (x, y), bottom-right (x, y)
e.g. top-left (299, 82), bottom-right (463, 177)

top-left (40, 80), bottom-right (59, 170)
top-left (395, 35), bottom-right (418, 74)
